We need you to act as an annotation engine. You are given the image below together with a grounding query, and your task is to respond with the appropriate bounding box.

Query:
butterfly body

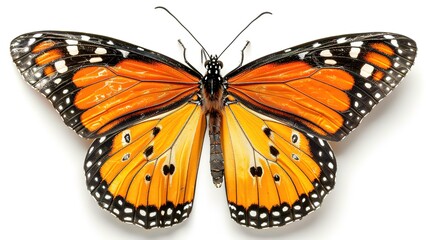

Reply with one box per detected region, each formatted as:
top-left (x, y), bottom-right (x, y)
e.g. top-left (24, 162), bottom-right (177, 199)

top-left (10, 31), bottom-right (416, 229)
top-left (199, 56), bottom-right (227, 186)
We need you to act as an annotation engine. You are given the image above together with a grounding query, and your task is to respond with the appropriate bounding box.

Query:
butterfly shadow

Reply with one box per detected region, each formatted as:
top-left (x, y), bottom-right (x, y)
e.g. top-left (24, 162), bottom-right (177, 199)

top-left (81, 197), bottom-right (185, 238)
top-left (233, 201), bottom-right (338, 238)
top-left (328, 72), bottom-right (418, 159)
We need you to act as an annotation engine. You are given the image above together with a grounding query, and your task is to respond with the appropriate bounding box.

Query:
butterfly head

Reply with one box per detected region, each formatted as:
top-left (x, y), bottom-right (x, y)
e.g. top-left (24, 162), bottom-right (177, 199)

top-left (204, 55), bottom-right (223, 71)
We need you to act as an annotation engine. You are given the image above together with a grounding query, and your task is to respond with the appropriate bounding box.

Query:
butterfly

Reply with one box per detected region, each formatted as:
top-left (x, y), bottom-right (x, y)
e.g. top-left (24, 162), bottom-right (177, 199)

top-left (10, 25), bottom-right (416, 229)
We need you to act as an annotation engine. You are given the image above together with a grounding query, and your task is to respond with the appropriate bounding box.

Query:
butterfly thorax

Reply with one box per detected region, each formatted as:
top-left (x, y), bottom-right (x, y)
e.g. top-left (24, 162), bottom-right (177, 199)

top-left (201, 56), bottom-right (225, 187)
top-left (202, 56), bottom-right (224, 113)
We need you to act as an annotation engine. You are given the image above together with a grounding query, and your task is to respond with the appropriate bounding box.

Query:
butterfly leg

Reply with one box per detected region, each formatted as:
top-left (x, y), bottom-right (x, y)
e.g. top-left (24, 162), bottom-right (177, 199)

top-left (209, 111), bottom-right (224, 188)
top-left (178, 39), bottom-right (200, 74)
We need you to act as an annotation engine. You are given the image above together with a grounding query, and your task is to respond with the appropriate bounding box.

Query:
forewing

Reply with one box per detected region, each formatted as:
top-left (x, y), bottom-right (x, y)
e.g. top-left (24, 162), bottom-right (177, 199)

top-left (84, 100), bottom-right (206, 229)
top-left (222, 99), bottom-right (336, 228)
top-left (225, 32), bottom-right (417, 141)
top-left (10, 31), bottom-right (201, 138)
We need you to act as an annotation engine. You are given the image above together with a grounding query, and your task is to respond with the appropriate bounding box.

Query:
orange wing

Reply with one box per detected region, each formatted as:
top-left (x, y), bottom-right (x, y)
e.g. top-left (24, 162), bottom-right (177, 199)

top-left (10, 31), bottom-right (201, 138)
top-left (84, 100), bottom-right (206, 229)
top-left (226, 33), bottom-right (417, 141)
top-left (221, 99), bottom-right (335, 228)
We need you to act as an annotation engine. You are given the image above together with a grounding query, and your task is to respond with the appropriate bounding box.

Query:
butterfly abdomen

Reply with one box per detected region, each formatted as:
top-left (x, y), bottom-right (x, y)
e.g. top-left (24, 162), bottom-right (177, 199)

top-left (209, 111), bottom-right (224, 187)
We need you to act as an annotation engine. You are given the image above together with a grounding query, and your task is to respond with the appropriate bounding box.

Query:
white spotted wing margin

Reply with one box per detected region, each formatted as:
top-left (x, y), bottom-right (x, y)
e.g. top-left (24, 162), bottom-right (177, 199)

top-left (9, 31), bottom-right (144, 138)
top-left (225, 32), bottom-right (417, 141)
top-left (221, 102), bottom-right (336, 229)
top-left (83, 101), bottom-right (206, 229)
top-left (10, 31), bottom-right (201, 139)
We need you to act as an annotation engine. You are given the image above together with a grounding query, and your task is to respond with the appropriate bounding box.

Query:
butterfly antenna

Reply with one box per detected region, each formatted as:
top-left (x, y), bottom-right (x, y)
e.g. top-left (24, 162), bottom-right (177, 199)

top-left (156, 6), bottom-right (210, 57)
top-left (218, 11), bottom-right (272, 58)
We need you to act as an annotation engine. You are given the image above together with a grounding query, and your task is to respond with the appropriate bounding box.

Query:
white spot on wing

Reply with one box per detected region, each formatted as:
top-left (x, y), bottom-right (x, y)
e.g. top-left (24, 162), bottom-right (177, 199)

top-left (28, 38), bottom-right (36, 45)
top-left (54, 60), bottom-right (68, 73)
top-left (349, 47), bottom-right (360, 58)
top-left (95, 47), bottom-right (107, 54)
top-left (66, 39), bottom-right (78, 45)
top-left (249, 210), bottom-right (257, 217)
top-left (360, 64), bottom-right (374, 78)
top-left (365, 82), bottom-right (372, 89)
top-left (324, 59), bottom-right (337, 65)
top-left (351, 41), bottom-right (363, 47)
top-left (119, 49), bottom-right (129, 58)
top-left (89, 57), bottom-right (103, 63)
top-left (34, 72), bottom-right (42, 79)
top-left (86, 161), bottom-right (93, 168)
top-left (298, 51), bottom-right (308, 59)
top-left (337, 37), bottom-right (347, 43)
top-left (81, 35), bottom-right (90, 41)
top-left (139, 209), bottom-right (146, 216)
top-left (67, 46), bottom-right (79, 56)
top-left (320, 50), bottom-right (332, 57)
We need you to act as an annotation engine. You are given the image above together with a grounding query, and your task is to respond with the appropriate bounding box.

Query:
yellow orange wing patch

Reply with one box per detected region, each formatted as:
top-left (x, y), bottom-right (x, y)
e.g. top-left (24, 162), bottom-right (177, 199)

top-left (221, 100), bottom-right (336, 228)
top-left (84, 101), bottom-right (206, 229)
top-left (227, 62), bottom-right (354, 139)
top-left (71, 60), bottom-right (199, 137)
top-left (10, 31), bottom-right (201, 139)
top-left (226, 33), bottom-right (417, 142)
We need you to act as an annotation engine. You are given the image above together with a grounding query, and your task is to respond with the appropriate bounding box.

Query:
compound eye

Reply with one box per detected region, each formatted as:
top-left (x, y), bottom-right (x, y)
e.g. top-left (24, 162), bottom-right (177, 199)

top-left (218, 61), bottom-right (223, 69)
top-left (204, 60), bottom-right (210, 68)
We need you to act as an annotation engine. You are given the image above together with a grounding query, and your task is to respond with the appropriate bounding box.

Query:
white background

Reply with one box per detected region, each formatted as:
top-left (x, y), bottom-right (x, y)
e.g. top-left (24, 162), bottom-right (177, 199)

top-left (1, 0), bottom-right (428, 239)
